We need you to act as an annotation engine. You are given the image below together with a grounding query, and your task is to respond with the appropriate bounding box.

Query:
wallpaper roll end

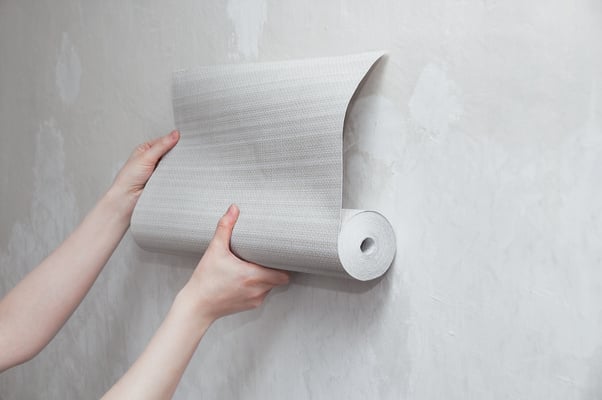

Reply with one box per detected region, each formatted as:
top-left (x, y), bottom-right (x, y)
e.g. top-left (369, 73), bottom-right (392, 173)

top-left (338, 210), bottom-right (396, 281)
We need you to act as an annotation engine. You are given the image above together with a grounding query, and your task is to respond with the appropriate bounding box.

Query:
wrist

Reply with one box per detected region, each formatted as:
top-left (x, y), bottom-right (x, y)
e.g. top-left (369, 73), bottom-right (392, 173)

top-left (174, 284), bottom-right (216, 328)
top-left (102, 184), bottom-right (138, 222)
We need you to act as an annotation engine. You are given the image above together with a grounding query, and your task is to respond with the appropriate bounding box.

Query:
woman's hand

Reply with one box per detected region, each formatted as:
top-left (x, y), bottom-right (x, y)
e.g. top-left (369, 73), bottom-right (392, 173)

top-left (0, 132), bottom-right (181, 373)
top-left (109, 130), bottom-right (180, 216)
top-left (103, 205), bottom-right (290, 399)
top-left (179, 204), bottom-right (290, 323)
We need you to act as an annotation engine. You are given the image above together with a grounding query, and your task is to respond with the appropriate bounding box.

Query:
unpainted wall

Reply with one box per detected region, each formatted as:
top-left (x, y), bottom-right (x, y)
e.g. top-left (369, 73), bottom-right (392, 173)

top-left (1, 1), bottom-right (602, 399)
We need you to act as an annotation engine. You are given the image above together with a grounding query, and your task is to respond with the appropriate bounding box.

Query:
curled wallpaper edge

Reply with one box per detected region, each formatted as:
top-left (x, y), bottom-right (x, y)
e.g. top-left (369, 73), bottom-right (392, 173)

top-left (131, 52), bottom-right (396, 280)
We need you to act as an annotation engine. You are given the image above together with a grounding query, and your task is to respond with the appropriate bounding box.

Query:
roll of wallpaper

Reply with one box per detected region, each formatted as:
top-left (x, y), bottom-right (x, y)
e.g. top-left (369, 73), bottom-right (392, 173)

top-left (131, 52), bottom-right (396, 280)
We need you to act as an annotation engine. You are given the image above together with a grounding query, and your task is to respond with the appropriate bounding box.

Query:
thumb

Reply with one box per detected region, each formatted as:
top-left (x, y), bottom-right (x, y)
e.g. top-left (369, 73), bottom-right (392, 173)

top-left (142, 130), bottom-right (179, 164)
top-left (212, 204), bottom-right (240, 250)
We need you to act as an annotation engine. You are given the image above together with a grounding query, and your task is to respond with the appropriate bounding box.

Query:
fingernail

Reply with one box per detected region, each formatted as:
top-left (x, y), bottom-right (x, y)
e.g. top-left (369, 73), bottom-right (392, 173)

top-left (170, 130), bottom-right (179, 139)
top-left (227, 204), bottom-right (239, 217)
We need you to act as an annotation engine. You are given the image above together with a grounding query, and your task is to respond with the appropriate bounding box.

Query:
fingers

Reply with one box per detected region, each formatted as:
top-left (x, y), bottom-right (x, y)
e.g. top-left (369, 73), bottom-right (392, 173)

top-left (245, 262), bottom-right (291, 286)
top-left (244, 266), bottom-right (289, 309)
top-left (245, 267), bottom-right (289, 310)
top-left (212, 204), bottom-right (240, 249)
top-left (261, 268), bottom-right (291, 286)
top-left (139, 130), bottom-right (180, 164)
top-left (211, 204), bottom-right (291, 287)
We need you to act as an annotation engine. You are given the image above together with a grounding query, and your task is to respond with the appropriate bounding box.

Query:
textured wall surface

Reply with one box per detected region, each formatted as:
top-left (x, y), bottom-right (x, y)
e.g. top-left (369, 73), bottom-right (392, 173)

top-left (1, 1), bottom-right (601, 399)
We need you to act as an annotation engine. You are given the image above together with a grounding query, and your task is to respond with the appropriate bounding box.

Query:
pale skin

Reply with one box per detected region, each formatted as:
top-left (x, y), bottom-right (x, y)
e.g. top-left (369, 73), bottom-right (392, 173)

top-left (0, 130), bottom-right (290, 399)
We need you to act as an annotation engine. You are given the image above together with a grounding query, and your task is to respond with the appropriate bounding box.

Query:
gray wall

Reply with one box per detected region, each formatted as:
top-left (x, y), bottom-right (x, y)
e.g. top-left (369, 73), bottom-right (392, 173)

top-left (1, 0), bottom-right (602, 398)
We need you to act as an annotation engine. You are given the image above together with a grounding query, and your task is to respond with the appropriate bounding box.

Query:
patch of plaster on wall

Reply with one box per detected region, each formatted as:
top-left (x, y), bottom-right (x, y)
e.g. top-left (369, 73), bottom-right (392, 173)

top-left (55, 32), bottom-right (82, 105)
top-left (0, 119), bottom-right (78, 291)
top-left (409, 63), bottom-right (462, 141)
top-left (227, 0), bottom-right (267, 60)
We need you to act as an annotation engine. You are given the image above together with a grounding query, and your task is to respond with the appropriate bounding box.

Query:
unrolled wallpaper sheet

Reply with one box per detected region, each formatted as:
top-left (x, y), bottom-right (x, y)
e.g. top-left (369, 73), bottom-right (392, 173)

top-left (131, 52), bottom-right (396, 280)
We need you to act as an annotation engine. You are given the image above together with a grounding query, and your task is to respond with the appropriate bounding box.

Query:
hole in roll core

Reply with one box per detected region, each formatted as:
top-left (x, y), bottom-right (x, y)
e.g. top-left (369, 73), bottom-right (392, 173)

top-left (360, 237), bottom-right (375, 255)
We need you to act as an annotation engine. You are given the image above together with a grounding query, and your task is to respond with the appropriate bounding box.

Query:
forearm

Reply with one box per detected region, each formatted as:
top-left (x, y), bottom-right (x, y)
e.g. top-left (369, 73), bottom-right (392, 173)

top-left (102, 286), bottom-right (213, 400)
top-left (0, 188), bottom-right (132, 370)
top-left (102, 205), bottom-right (290, 399)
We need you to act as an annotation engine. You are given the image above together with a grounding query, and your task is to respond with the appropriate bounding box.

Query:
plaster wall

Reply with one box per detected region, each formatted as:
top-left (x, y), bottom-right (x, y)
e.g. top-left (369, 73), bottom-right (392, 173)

top-left (1, 1), bottom-right (602, 399)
